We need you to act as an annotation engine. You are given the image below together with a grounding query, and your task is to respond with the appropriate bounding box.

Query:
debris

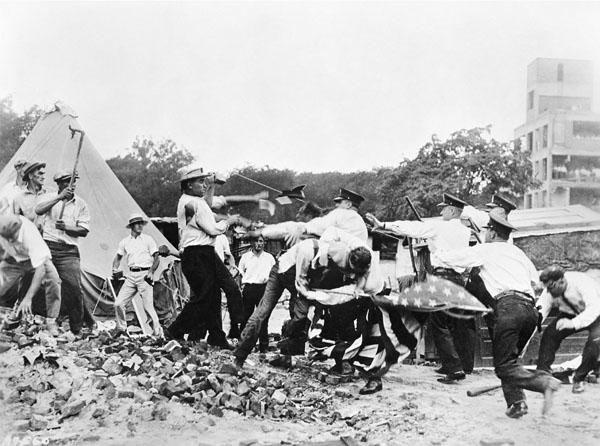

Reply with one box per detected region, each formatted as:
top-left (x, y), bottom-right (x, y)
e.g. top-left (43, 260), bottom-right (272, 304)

top-left (480, 439), bottom-right (515, 446)
top-left (59, 399), bottom-right (86, 421)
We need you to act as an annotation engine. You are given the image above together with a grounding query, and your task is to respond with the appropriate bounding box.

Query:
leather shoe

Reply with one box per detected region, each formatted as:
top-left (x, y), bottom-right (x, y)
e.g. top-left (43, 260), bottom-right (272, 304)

top-left (328, 360), bottom-right (355, 376)
top-left (359, 378), bottom-right (383, 395)
top-left (505, 401), bottom-right (528, 418)
top-left (269, 354), bottom-right (292, 369)
top-left (209, 340), bottom-right (234, 350)
top-left (437, 371), bottom-right (466, 384)
top-left (435, 367), bottom-right (449, 375)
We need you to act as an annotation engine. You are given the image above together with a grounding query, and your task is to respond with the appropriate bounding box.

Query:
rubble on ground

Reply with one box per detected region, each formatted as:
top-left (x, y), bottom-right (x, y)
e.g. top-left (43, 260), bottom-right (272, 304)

top-left (3, 319), bottom-right (431, 442)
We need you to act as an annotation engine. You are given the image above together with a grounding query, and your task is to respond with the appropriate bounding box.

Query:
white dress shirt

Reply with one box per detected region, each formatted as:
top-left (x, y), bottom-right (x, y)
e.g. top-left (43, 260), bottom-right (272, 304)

top-left (238, 250), bottom-right (276, 284)
top-left (383, 218), bottom-right (471, 271)
top-left (537, 272), bottom-right (600, 330)
top-left (436, 241), bottom-right (538, 298)
top-left (117, 233), bottom-right (158, 268)
top-left (41, 193), bottom-right (91, 246)
top-left (305, 208), bottom-right (368, 242)
top-left (2, 216), bottom-right (51, 268)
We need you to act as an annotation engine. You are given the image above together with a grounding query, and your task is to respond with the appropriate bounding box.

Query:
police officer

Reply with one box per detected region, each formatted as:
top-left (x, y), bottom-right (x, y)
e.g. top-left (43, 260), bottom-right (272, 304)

top-left (367, 193), bottom-right (474, 383)
top-left (436, 214), bottom-right (561, 418)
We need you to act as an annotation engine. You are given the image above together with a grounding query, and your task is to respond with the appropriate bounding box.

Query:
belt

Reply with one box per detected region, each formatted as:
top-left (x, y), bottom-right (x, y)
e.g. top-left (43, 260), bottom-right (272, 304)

top-left (129, 267), bottom-right (150, 272)
top-left (495, 290), bottom-right (535, 305)
top-left (432, 267), bottom-right (458, 275)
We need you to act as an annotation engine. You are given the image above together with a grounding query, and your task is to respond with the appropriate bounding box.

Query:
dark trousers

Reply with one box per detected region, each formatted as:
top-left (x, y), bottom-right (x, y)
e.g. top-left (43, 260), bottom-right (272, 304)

top-left (168, 245), bottom-right (217, 339)
top-left (241, 283), bottom-right (269, 350)
top-left (493, 295), bottom-right (548, 406)
top-left (537, 313), bottom-right (600, 383)
top-left (48, 241), bottom-right (84, 334)
top-left (313, 267), bottom-right (357, 343)
top-left (190, 255), bottom-right (243, 343)
top-left (430, 268), bottom-right (476, 373)
top-left (235, 264), bottom-right (297, 362)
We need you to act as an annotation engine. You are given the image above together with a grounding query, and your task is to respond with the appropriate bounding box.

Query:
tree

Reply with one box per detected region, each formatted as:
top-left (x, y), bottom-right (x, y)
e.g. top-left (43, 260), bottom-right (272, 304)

top-left (107, 137), bottom-right (195, 216)
top-left (0, 96), bottom-right (44, 170)
top-left (375, 126), bottom-right (538, 219)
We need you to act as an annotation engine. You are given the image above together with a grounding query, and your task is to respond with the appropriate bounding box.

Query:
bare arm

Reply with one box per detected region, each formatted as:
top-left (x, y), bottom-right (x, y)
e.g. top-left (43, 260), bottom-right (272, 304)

top-left (112, 253), bottom-right (123, 272)
top-left (17, 265), bottom-right (45, 317)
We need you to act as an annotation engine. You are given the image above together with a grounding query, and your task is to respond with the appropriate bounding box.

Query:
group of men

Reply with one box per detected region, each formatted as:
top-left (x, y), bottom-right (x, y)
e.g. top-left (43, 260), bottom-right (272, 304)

top-left (0, 160), bottom-right (92, 335)
top-left (2, 158), bottom-right (599, 420)
top-left (0, 159), bottom-right (168, 338)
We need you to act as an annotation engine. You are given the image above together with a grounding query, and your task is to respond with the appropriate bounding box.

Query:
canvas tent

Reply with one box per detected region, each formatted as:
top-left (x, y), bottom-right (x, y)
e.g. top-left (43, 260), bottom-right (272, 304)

top-left (0, 102), bottom-right (184, 317)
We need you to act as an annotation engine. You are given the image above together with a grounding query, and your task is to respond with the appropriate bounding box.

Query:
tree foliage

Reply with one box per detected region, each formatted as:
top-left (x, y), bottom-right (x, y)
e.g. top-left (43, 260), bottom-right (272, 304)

top-left (0, 96), bottom-right (44, 170)
top-left (375, 126), bottom-right (538, 219)
top-left (106, 137), bottom-right (195, 216)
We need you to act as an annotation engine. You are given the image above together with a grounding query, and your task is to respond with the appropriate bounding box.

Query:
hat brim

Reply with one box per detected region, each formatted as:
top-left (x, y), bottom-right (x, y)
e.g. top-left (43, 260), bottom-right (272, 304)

top-left (333, 196), bottom-right (345, 202)
top-left (126, 219), bottom-right (148, 228)
top-left (437, 202), bottom-right (448, 207)
top-left (177, 174), bottom-right (211, 182)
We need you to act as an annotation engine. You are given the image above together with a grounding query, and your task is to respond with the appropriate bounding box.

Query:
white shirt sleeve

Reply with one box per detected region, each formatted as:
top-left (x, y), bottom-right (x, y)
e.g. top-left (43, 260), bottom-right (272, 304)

top-left (238, 252), bottom-right (248, 277)
top-left (304, 211), bottom-right (339, 237)
top-left (210, 195), bottom-right (228, 210)
top-left (436, 244), bottom-right (487, 269)
top-left (570, 277), bottom-right (600, 330)
top-left (117, 238), bottom-right (126, 256)
top-left (20, 218), bottom-right (51, 268)
top-left (146, 235), bottom-right (158, 256)
top-left (76, 199), bottom-right (91, 231)
top-left (384, 220), bottom-right (438, 239)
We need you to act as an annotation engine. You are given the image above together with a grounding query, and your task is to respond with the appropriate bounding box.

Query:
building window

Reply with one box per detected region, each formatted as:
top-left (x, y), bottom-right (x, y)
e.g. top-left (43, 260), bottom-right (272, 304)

top-left (542, 158), bottom-right (547, 180)
top-left (573, 121), bottom-right (600, 139)
top-left (534, 160), bottom-right (539, 179)
top-left (527, 132), bottom-right (533, 151)
top-left (542, 190), bottom-right (548, 207)
top-left (542, 125), bottom-right (548, 147)
top-left (557, 63), bottom-right (564, 82)
top-left (528, 91), bottom-right (534, 110)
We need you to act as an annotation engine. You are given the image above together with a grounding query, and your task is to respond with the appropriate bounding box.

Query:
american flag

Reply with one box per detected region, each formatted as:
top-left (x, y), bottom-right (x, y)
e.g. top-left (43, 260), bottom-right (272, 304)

top-left (320, 275), bottom-right (490, 314)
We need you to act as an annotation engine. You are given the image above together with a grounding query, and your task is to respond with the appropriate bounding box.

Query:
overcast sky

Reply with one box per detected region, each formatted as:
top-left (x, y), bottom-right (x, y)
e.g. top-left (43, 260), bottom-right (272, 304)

top-left (2, 1), bottom-right (600, 173)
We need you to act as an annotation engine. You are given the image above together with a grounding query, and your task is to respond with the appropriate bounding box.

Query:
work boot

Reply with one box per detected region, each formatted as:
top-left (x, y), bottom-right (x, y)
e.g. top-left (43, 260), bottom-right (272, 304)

top-left (505, 401), bottom-right (528, 419)
top-left (437, 371), bottom-right (466, 384)
top-left (542, 377), bottom-right (561, 416)
top-left (209, 339), bottom-right (234, 350)
top-left (45, 318), bottom-right (60, 337)
top-left (572, 381), bottom-right (585, 394)
top-left (328, 360), bottom-right (355, 376)
top-left (269, 354), bottom-right (292, 369)
top-left (359, 378), bottom-right (383, 395)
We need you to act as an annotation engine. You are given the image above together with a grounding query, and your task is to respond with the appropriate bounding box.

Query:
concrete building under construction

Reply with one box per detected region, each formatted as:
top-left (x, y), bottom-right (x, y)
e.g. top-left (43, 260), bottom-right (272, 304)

top-left (515, 58), bottom-right (600, 210)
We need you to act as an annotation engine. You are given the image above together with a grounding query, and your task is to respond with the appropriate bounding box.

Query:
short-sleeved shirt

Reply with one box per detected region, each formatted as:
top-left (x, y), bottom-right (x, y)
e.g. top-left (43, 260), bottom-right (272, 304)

top-left (14, 187), bottom-right (46, 230)
top-left (0, 215), bottom-right (51, 268)
top-left (0, 183), bottom-right (25, 216)
top-left (117, 233), bottom-right (158, 268)
top-left (238, 250), bottom-right (276, 284)
top-left (40, 192), bottom-right (90, 246)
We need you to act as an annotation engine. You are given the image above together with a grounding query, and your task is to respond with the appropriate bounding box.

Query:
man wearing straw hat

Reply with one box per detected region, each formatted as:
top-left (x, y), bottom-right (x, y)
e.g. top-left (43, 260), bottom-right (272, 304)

top-left (35, 169), bottom-right (91, 335)
top-left (166, 165), bottom-right (240, 345)
top-left (111, 213), bottom-right (163, 337)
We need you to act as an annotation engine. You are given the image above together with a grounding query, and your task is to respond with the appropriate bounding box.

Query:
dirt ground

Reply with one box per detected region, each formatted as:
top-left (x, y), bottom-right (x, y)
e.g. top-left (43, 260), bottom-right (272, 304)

top-left (2, 350), bottom-right (600, 446)
top-left (1, 303), bottom-right (599, 446)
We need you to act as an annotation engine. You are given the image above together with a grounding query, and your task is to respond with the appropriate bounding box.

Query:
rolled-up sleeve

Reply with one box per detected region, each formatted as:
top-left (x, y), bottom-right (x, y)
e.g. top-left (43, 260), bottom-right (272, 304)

top-left (570, 277), bottom-right (600, 330)
top-left (76, 200), bottom-right (91, 231)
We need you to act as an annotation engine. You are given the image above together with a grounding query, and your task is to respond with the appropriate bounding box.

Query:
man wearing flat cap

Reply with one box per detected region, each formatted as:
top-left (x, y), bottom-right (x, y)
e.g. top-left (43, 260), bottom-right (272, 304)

top-left (536, 265), bottom-right (600, 394)
top-left (111, 213), bottom-right (163, 337)
top-left (14, 161), bottom-right (47, 231)
top-left (436, 214), bottom-right (560, 418)
top-left (0, 159), bottom-right (28, 215)
top-left (367, 193), bottom-right (474, 383)
top-left (35, 170), bottom-right (91, 335)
